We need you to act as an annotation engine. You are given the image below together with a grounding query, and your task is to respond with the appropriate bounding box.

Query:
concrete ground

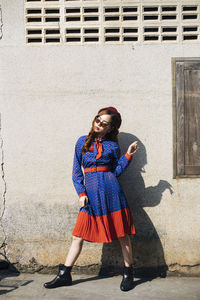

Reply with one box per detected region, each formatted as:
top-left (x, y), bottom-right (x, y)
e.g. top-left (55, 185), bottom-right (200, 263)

top-left (0, 272), bottom-right (200, 300)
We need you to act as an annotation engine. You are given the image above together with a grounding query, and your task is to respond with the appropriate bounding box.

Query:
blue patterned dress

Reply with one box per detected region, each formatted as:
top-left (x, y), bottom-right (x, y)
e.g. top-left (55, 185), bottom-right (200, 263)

top-left (72, 135), bottom-right (136, 243)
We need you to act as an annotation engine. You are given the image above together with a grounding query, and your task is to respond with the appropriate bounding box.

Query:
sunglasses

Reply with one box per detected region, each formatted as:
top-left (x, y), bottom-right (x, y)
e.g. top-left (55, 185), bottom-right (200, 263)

top-left (94, 116), bottom-right (111, 128)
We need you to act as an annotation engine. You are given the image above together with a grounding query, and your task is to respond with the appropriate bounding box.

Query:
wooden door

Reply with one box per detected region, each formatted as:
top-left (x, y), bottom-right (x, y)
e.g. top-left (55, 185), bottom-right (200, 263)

top-left (172, 58), bottom-right (200, 177)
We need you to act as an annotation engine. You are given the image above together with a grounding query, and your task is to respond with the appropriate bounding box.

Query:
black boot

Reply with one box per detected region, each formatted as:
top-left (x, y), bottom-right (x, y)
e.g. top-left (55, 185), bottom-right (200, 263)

top-left (44, 264), bottom-right (72, 289)
top-left (120, 265), bottom-right (134, 292)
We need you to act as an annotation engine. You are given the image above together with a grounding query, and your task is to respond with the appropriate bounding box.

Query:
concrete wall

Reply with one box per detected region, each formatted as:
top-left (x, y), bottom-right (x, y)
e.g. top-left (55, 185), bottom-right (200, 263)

top-left (0, 0), bottom-right (200, 275)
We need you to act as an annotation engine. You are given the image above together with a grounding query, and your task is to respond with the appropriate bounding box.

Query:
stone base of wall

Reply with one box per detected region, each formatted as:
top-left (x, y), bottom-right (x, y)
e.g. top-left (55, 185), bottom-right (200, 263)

top-left (3, 261), bottom-right (200, 277)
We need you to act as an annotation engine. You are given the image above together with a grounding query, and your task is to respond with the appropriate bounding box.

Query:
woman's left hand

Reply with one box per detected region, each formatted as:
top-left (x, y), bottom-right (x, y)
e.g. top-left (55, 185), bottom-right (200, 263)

top-left (127, 141), bottom-right (139, 156)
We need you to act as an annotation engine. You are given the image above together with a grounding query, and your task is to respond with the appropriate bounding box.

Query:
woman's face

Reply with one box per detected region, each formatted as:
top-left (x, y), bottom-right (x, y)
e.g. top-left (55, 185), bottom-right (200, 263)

top-left (93, 114), bottom-right (112, 137)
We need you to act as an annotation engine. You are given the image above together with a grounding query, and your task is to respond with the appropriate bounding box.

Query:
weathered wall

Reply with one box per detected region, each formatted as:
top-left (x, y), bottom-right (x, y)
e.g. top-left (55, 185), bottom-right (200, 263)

top-left (0, 0), bottom-right (200, 276)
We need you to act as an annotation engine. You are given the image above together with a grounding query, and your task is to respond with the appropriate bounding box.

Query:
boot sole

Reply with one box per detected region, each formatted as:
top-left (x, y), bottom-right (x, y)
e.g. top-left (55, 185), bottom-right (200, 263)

top-left (44, 282), bottom-right (72, 289)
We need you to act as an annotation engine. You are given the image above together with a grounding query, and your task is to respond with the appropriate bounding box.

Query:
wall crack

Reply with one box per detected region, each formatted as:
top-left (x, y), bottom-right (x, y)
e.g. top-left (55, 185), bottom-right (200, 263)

top-left (0, 112), bottom-right (8, 261)
top-left (169, 263), bottom-right (200, 269)
top-left (0, 5), bottom-right (3, 40)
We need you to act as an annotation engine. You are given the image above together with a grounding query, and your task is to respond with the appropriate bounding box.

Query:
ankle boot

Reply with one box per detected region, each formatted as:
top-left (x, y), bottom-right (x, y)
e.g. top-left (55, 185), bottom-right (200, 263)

top-left (120, 265), bottom-right (134, 292)
top-left (44, 264), bottom-right (72, 289)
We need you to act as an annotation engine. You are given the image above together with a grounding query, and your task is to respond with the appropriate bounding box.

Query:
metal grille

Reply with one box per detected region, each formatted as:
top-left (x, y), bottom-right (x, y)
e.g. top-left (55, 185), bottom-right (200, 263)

top-left (25, 1), bottom-right (200, 44)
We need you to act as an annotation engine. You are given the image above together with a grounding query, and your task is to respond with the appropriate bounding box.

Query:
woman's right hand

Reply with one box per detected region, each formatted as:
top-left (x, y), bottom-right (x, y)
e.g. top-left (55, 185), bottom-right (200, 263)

top-left (79, 196), bottom-right (88, 208)
top-left (127, 141), bottom-right (139, 156)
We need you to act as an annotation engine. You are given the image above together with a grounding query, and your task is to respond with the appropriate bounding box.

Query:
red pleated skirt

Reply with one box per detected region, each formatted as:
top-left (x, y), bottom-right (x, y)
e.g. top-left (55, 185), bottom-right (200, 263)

top-left (72, 207), bottom-right (135, 243)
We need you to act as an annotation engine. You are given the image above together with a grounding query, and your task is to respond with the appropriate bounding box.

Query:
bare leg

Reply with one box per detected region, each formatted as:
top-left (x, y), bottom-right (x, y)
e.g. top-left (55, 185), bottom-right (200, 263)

top-left (119, 234), bottom-right (134, 291)
top-left (118, 234), bottom-right (133, 267)
top-left (64, 235), bottom-right (84, 267)
top-left (44, 235), bottom-right (84, 289)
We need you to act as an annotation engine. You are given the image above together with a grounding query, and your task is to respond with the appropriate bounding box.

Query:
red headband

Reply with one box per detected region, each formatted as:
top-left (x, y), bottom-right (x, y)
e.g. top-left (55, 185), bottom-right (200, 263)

top-left (98, 106), bottom-right (122, 128)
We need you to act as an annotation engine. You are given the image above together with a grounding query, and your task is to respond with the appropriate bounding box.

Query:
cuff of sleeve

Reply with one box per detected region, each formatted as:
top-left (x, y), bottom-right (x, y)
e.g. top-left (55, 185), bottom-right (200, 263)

top-left (79, 192), bottom-right (87, 198)
top-left (125, 152), bottom-right (133, 161)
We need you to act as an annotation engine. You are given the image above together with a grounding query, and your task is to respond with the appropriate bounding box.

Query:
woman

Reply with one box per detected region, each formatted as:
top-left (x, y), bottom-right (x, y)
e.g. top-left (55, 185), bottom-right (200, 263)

top-left (44, 107), bottom-right (139, 291)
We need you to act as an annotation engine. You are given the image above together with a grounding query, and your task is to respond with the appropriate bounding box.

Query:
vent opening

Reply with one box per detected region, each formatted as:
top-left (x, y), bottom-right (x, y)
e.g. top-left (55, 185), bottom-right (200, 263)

top-left (45, 38), bottom-right (60, 42)
top-left (162, 27), bottom-right (177, 32)
top-left (162, 6), bottom-right (176, 12)
top-left (84, 28), bottom-right (99, 33)
top-left (144, 27), bottom-right (158, 32)
top-left (162, 15), bottom-right (176, 20)
top-left (105, 8), bottom-right (119, 13)
top-left (162, 36), bottom-right (177, 41)
top-left (124, 28), bottom-right (138, 33)
top-left (123, 7), bottom-right (137, 12)
top-left (84, 37), bottom-right (99, 42)
top-left (106, 28), bottom-right (120, 33)
top-left (123, 16), bottom-right (137, 21)
top-left (66, 16), bottom-right (80, 21)
top-left (183, 27), bottom-right (198, 32)
top-left (45, 17), bottom-right (60, 22)
top-left (27, 9), bottom-right (41, 14)
top-left (144, 35), bottom-right (159, 41)
top-left (84, 16), bottom-right (99, 21)
top-left (45, 9), bottom-right (60, 14)
top-left (144, 15), bottom-right (158, 20)
top-left (105, 36), bottom-right (120, 41)
top-left (84, 8), bottom-right (98, 13)
top-left (143, 7), bottom-right (158, 12)
top-left (105, 16), bottom-right (120, 21)
top-left (27, 29), bottom-right (42, 34)
top-left (182, 6), bottom-right (197, 11)
top-left (66, 8), bottom-right (80, 13)
top-left (183, 14), bottom-right (197, 19)
top-left (66, 37), bottom-right (81, 42)
top-left (28, 38), bottom-right (42, 43)
top-left (27, 17), bottom-right (42, 22)
top-left (66, 28), bottom-right (81, 33)
top-left (46, 29), bottom-right (60, 34)
top-left (123, 36), bottom-right (138, 41)
top-left (183, 35), bottom-right (198, 40)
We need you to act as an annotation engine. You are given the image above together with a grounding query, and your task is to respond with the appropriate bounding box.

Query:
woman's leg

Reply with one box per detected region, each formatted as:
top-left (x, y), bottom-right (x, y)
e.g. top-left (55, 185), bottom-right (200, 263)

top-left (65, 235), bottom-right (84, 266)
top-left (118, 234), bottom-right (133, 266)
top-left (118, 234), bottom-right (134, 291)
top-left (44, 235), bottom-right (84, 289)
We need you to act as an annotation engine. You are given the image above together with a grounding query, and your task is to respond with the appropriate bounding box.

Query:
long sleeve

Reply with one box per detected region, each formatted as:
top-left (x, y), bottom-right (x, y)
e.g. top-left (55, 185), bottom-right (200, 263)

top-left (72, 137), bottom-right (87, 198)
top-left (112, 142), bottom-right (133, 177)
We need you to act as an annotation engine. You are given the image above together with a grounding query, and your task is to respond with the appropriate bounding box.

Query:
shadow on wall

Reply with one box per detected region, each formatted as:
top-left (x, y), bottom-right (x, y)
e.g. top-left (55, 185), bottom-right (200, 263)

top-left (99, 132), bottom-right (173, 278)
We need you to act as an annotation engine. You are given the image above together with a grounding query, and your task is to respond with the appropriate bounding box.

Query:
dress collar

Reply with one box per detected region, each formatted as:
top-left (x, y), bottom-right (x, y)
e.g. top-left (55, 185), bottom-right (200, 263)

top-left (95, 138), bottom-right (102, 142)
top-left (94, 136), bottom-right (107, 142)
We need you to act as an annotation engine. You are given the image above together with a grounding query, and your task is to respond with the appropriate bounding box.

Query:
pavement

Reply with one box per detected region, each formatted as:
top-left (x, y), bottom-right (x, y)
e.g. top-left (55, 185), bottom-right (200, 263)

top-left (0, 272), bottom-right (200, 300)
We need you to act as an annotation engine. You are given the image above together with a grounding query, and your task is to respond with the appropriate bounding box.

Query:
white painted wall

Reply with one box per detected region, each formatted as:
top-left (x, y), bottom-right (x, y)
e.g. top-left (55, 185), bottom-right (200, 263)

top-left (0, 0), bottom-right (200, 275)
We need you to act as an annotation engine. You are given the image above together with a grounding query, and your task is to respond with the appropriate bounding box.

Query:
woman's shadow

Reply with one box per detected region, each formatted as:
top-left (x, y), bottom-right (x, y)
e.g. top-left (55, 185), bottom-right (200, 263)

top-left (0, 261), bottom-right (30, 296)
top-left (99, 132), bottom-right (173, 284)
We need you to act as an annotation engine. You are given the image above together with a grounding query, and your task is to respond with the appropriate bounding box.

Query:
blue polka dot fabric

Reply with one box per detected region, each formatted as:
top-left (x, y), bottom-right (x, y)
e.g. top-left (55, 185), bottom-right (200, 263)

top-left (72, 135), bottom-right (136, 242)
top-left (72, 135), bottom-right (133, 215)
